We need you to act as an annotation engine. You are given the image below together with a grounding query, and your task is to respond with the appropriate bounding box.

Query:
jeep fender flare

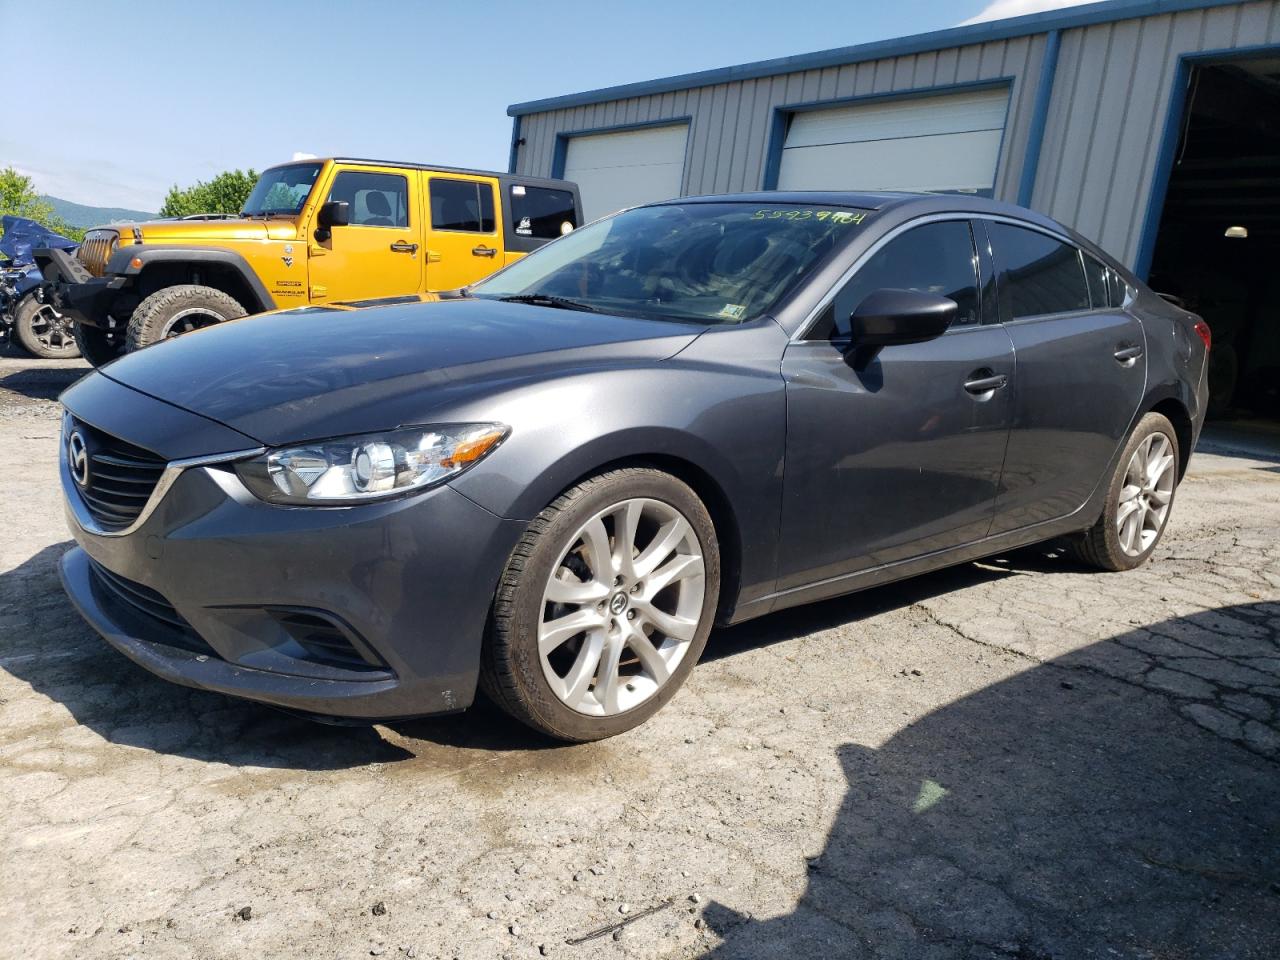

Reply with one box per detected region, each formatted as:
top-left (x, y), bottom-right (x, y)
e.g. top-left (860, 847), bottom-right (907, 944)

top-left (104, 246), bottom-right (277, 313)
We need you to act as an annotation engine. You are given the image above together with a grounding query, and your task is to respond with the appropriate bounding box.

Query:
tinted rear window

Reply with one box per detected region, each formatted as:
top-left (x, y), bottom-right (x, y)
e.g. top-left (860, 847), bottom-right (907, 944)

top-left (511, 185), bottom-right (577, 239)
top-left (1083, 253), bottom-right (1109, 309)
top-left (988, 222), bottom-right (1089, 320)
top-left (430, 179), bottom-right (496, 233)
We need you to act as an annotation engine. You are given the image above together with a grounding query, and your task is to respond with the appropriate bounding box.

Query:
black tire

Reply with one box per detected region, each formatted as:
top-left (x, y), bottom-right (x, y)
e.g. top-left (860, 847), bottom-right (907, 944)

top-left (479, 467), bottom-right (721, 741)
top-left (13, 294), bottom-right (81, 360)
top-left (1070, 412), bottom-right (1180, 572)
top-left (125, 284), bottom-right (246, 352)
top-left (71, 322), bottom-right (122, 367)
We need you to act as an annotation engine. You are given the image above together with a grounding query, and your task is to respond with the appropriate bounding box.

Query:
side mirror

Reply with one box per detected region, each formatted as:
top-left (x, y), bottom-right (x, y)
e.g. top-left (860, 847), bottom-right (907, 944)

top-left (315, 200), bottom-right (350, 241)
top-left (849, 288), bottom-right (957, 348)
top-left (318, 200), bottom-right (350, 229)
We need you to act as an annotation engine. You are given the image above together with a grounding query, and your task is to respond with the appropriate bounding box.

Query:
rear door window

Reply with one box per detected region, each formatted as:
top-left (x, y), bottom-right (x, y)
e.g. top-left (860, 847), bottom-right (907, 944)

top-left (429, 179), bottom-right (496, 233)
top-left (1107, 267), bottom-right (1130, 307)
top-left (987, 222), bottom-right (1090, 320)
top-left (816, 219), bottom-right (981, 339)
top-left (1082, 253), bottom-right (1110, 309)
top-left (510, 185), bottom-right (578, 239)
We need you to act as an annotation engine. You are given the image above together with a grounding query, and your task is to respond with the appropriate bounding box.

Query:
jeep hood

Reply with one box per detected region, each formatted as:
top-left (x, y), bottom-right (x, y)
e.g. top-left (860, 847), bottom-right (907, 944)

top-left (98, 299), bottom-right (703, 445)
top-left (122, 218), bottom-right (298, 242)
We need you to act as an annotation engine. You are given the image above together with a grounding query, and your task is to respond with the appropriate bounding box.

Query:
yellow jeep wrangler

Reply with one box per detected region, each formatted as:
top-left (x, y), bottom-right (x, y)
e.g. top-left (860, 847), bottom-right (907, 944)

top-left (36, 158), bottom-right (581, 366)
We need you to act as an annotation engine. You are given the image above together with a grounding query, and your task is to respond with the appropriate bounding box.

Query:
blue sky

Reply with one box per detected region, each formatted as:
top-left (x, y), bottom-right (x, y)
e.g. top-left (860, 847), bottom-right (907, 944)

top-left (0, 0), bottom-right (1091, 211)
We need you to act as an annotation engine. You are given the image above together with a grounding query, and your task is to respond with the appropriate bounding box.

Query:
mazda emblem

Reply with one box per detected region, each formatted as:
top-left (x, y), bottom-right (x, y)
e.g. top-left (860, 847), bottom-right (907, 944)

top-left (67, 431), bottom-right (90, 488)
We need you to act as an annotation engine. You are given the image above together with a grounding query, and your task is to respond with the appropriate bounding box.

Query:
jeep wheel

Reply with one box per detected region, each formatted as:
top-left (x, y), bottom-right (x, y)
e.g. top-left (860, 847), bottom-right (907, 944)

top-left (72, 323), bottom-right (123, 367)
top-left (13, 294), bottom-right (81, 360)
top-left (126, 284), bottom-right (246, 351)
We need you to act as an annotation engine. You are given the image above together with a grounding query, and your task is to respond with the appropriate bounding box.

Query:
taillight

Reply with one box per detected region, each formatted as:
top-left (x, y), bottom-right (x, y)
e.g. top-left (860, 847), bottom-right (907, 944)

top-left (1193, 320), bottom-right (1211, 351)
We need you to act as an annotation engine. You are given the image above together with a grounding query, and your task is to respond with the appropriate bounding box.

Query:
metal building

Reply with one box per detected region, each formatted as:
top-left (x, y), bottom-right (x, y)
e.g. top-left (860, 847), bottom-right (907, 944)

top-left (507, 0), bottom-right (1280, 420)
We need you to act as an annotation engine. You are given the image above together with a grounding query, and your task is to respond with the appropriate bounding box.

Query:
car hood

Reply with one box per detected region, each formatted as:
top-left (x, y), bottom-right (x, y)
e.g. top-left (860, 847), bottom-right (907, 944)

top-left (99, 299), bottom-right (704, 445)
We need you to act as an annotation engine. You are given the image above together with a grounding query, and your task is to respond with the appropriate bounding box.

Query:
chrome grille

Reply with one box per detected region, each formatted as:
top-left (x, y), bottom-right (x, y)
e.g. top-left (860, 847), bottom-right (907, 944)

top-left (67, 418), bottom-right (166, 531)
top-left (75, 229), bottom-right (119, 277)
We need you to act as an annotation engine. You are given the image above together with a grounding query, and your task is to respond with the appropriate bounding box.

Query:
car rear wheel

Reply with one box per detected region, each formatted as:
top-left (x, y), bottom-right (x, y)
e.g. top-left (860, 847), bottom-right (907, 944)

top-left (1071, 412), bottom-right (1180, 571)
top-left (480, 467), bottom-right (720, 741)
top-left (13, 294), bottom-right (81, 359)
top-left (126, 284), bottom-right (246, 351)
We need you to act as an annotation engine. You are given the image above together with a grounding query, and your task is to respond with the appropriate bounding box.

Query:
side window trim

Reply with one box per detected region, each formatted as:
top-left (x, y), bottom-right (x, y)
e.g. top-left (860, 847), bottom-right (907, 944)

top-left (428, 176), bottom-right (498, 236)
top-left (973, 218), bottom-right (1001, 326)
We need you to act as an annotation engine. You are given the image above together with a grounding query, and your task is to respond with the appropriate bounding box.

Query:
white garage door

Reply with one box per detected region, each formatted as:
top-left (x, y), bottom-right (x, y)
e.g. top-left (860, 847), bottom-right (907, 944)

top-left (776, 87), bottom-right (1009, 194)
top-left (563, 123), bottom-right (689, 221)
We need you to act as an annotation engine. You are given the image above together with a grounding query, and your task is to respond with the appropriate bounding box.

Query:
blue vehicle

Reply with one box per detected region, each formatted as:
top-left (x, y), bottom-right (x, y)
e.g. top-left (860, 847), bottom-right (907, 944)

top-left (0, 216), bottom-right (80, 358)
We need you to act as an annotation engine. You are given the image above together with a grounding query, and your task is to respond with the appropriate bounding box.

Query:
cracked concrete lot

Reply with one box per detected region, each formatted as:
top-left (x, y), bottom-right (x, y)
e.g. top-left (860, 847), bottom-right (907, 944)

top-left (1, 352), bottom-right (1277, 960)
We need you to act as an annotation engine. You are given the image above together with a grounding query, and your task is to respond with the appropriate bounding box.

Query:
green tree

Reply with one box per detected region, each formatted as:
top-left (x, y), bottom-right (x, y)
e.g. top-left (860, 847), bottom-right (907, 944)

top-left (0, 167), bottom-right (85, 244)
top-left (158, 168), bottom-right (259, 218)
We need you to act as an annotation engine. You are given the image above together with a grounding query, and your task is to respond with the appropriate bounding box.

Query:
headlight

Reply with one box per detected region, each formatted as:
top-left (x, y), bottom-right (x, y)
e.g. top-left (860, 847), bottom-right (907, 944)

top-left (234, 423), bottom-right (508, 505)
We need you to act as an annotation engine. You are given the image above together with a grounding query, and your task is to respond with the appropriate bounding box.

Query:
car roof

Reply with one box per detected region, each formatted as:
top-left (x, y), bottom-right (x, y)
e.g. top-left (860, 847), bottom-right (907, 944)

top-left (652, 190), bottom-right (1091, 250)
top-left (666, 190), bottom-right (920, 210)
top-left (262, 157), bottom-right (574, 190)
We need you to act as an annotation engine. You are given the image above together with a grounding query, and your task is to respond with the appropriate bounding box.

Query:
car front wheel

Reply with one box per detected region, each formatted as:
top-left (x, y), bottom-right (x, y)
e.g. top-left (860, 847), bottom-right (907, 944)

top-left (1072, 412), bottom-right (1180, 571)
top-left (480, 467), bottom-right (720, 741)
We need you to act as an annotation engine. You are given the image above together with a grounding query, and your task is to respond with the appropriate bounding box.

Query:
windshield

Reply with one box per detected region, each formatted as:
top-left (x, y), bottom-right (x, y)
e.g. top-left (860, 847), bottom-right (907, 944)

top-left (470, 202), bottom-right (870, 323)
top-left (241, 162), bottom-right (323, 217)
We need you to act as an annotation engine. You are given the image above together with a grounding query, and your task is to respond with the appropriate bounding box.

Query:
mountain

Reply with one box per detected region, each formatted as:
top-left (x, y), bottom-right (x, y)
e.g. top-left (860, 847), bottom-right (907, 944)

top-left (40, 195), bottom-right (157, 228)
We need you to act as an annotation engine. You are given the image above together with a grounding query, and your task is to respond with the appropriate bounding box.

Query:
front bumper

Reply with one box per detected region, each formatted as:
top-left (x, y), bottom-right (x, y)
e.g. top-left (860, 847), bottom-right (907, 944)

top-left (58, 379), bottom-right (526, 721)
top-left (35, 246), bottom-right (122, 328)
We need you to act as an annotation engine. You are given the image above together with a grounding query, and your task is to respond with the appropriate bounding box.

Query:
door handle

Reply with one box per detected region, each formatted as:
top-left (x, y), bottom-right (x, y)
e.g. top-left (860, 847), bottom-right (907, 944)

top-left (1114, 344), bottom-right (1143, 365)
top-left (472, 245), bottom-right (497, 258)
top-left (390, 241), bottom-right (418, 254)
top-left (963, 371), bottom-right (1008, 395)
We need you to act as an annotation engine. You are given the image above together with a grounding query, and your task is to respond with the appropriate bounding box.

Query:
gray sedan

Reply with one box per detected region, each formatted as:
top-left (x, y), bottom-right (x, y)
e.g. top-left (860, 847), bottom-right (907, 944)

top-left (56, 192), bottom-right (1209, 740)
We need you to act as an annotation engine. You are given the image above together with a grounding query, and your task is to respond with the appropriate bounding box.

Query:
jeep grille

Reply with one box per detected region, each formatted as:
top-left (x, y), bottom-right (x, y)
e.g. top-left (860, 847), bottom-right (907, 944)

top-left (76, 230), bottom-right (119, 277)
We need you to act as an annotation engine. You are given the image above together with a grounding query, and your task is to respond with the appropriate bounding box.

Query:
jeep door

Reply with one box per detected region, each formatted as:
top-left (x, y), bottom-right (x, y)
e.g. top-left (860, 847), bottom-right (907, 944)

top-left (308, 165), bottom-right (424, 303)
top-left (981, 220), bottom-right (1146, 534)
top-left (424, 174), bottom-right (504, 290)
top-left (777, 218), bottom-right (1015, 597)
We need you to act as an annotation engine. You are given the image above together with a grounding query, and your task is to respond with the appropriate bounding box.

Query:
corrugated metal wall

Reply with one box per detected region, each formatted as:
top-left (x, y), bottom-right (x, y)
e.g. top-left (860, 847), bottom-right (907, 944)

top-left (515, 35), bottom-right (1050, 202)
top-left (1035, 0), bottom-right (1280, 265)
top-left (514, 0), bottom-right (1280, 268)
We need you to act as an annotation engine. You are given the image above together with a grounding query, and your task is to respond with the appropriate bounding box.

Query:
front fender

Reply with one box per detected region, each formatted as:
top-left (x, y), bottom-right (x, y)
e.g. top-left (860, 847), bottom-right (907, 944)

top-left (105, 245), bottom-right (276, 312)
top-left (446, 321), bottom-right (790, 610)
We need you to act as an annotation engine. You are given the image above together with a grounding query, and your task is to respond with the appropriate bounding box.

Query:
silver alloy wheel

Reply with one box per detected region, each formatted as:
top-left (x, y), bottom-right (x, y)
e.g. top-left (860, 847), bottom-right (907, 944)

top-left (539, 497), bottom-right (706, 716)
top-left (1116, 432), bottom-right (1176, 556)
top-left (29, 303), bottom-right (75, 352)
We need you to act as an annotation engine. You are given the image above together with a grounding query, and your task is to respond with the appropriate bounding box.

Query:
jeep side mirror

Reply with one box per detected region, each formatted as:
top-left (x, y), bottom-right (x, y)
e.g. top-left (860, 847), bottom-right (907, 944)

top-left (315, 200), bottom-right (350, 241)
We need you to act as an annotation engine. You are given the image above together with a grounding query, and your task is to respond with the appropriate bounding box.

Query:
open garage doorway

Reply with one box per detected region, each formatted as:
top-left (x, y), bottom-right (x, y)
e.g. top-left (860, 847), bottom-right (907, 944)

top-left (1147, 58), bottom-right (1280, 426)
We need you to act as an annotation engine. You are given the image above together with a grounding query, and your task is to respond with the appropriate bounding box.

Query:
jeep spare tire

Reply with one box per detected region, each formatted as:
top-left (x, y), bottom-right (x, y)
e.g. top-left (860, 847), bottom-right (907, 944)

top-left (126, 284), bottom-right (247, 351)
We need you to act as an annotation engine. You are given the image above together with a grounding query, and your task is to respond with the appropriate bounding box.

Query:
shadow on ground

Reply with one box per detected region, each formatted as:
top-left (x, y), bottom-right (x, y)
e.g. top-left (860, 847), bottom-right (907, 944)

top-left (0, 358), bottom-right (88, 402)
top-left (702, 600), bottom-right (1280, 960)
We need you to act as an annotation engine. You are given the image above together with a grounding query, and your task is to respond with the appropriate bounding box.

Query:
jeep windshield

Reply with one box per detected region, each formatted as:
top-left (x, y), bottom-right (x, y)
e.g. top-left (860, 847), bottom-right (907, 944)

top-left (469, 201), bottom-right (870, 324)
top-left (241, 162), bottom-right (323, 217)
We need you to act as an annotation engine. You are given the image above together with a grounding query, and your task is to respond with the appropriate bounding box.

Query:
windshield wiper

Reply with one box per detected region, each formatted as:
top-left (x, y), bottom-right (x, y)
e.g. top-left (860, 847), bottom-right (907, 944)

top-left (497, 294), bottom-right (601, 313)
